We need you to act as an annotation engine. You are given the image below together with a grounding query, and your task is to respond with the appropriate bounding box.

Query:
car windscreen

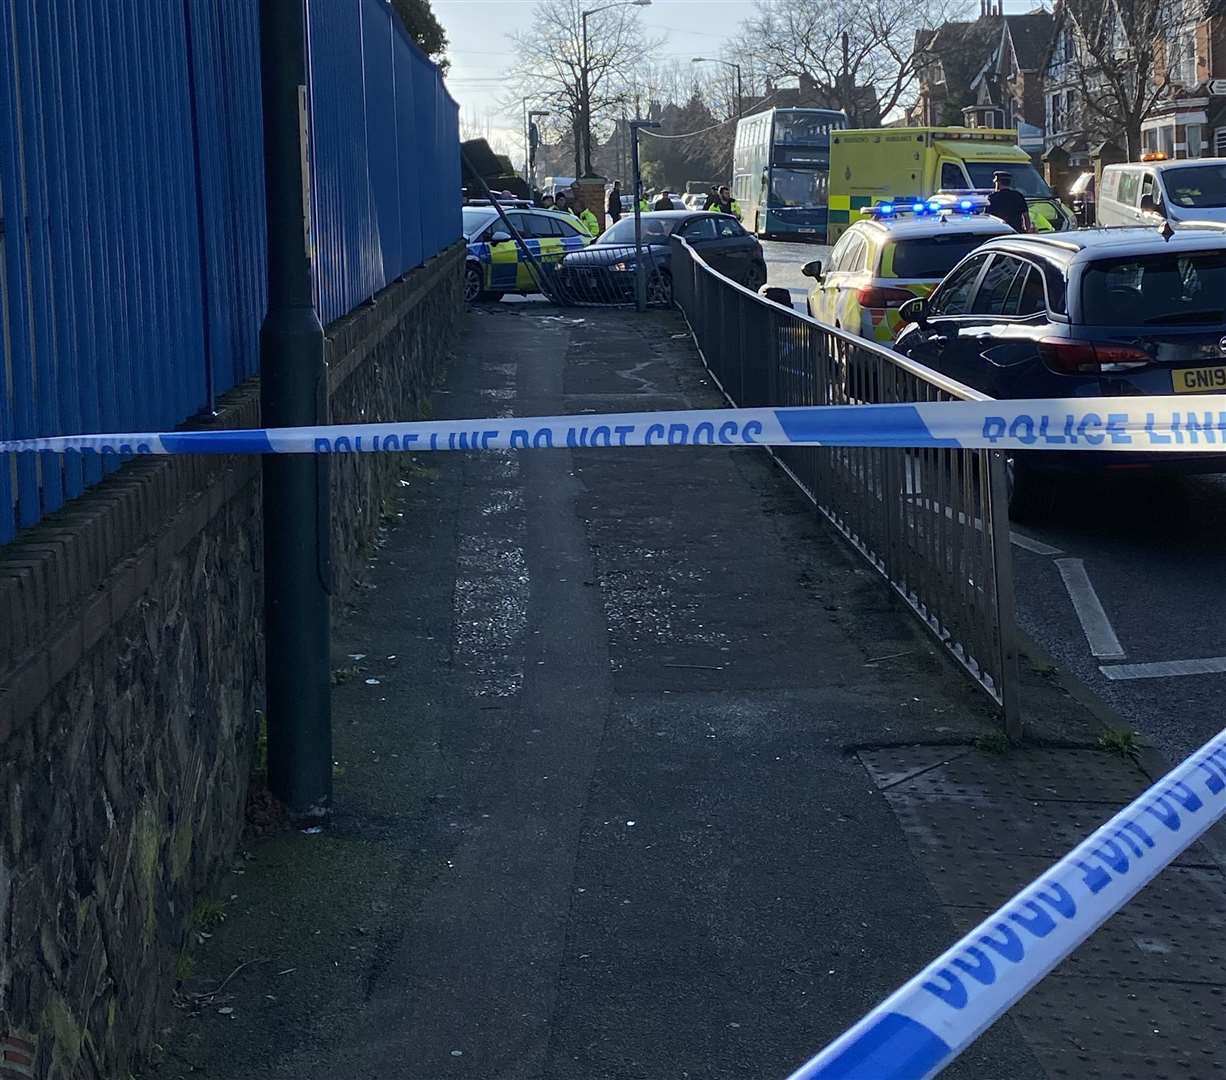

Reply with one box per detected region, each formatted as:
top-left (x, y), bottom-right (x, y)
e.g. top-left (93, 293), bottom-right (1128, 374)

top-left (597, 216), bottom-right (679, 245)
top-left (1161, 164), bottom-right (1226, 209)
top-left (462, 208), bottom-right (496, 238)
top-left (888, 233), bottom-right (997, 279)
top-left (768, 168), bottom-right (823, 208)
top-left (1080, 250), bottom-right (1226, 326)
top-left (965, 162), bottom-right (1053, 198)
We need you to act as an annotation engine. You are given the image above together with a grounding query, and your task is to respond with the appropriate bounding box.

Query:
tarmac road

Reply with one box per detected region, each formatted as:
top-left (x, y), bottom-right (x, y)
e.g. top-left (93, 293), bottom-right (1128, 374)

top-left (759, 235), bottom-right (1226, 771)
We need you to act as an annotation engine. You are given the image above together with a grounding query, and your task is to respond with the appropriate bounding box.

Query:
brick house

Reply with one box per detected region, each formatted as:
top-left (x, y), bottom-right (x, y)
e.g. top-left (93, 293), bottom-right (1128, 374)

top-left (963, 12), bottom-right (1055, 161)
top-left (911, 7), bottom-right (1006, 127)
top-left (1141, 0), bottom-right (1226, 158)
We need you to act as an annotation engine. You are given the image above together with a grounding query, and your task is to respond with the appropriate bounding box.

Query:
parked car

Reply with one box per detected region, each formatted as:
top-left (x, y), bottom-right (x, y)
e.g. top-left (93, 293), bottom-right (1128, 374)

top-left (462, 206), bottom-right (591, 302)
top-left (803, 201), bottom-right (1011, 342)
top-left (1098, 158), bottom-right (1226, 227)
top-left (558, 211), bottom-right (767, 305)
top-left (893, 224), bottom-right (1226, 517)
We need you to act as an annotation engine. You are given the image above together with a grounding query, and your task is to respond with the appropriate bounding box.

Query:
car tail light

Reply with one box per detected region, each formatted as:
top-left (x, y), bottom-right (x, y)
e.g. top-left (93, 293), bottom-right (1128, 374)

top-left (857, 286), bottom-right (915, 309)
top-left (1038, 338), bottom-right (1151, 374)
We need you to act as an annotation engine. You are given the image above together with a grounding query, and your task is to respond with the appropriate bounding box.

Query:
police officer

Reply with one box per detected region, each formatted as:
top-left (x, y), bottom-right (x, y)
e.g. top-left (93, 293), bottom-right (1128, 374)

top-left (706, 184), bottom-right (741, 220)
top-left (638, 188), bottom-right (651, 213)
top-left (576, 197), bottom-right (600, 237)
top-left (986, 172), bottom-right (1031, 233)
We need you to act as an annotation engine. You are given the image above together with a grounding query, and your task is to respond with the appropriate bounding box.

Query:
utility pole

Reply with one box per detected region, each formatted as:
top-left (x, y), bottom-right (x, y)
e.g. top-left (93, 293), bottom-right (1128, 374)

top-left (630, 118), bottom-right (659, 312)
top-left (259, 0), bottom-right (332, 818)
top-left (581, 0), bottom-right (652, 176)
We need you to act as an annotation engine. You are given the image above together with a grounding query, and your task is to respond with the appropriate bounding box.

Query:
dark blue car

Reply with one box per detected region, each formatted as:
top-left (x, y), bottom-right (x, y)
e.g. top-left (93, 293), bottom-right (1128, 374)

top-left (894, 225), bottom-right (1226, 517)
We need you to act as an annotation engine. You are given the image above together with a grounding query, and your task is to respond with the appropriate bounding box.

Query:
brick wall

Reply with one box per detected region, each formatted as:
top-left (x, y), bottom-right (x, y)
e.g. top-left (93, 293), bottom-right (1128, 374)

top-left (0, 243), bottom-right (462, 1079)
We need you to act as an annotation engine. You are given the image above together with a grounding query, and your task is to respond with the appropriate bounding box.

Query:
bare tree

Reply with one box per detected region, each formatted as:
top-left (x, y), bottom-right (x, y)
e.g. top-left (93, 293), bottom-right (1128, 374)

top-left (503, 0), bottom-right (658, 177)
top-left (738, 0), bottom-right (972, 126)
top-left (1058, 0), bottom-right (1182, 160)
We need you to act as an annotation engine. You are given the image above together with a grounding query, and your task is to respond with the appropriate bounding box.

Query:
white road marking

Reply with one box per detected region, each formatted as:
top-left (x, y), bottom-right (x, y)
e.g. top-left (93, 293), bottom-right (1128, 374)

top-left (1055, 558), bottom-right (1125, 660)
top-left (1100, 656), bottom-right (1226, 681)
top-left (1008, 532), bottom-right (1064, 557)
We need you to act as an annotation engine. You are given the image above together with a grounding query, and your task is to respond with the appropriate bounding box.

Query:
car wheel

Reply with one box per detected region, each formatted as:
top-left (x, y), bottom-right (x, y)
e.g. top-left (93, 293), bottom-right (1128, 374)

top-left (646, 270), bottom-right (673, 307)
top-left (1006, 455), bottom-right (1050, 522)
top-left (463, 262), bottom-right (483, 303)
top-left (745, 261), bottom-right (767, 292)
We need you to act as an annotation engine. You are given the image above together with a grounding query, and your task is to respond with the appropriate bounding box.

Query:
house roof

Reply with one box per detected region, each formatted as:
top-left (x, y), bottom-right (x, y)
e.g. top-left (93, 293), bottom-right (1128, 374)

top-left (1003, 12), bottom-right (1055, 71)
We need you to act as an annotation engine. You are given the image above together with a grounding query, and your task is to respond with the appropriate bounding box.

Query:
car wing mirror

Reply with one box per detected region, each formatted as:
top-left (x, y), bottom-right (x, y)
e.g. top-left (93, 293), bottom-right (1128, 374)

top-left (898, 296), bottom-right (928, 325)
top-left (490, 230), bottom-right (512, 243)
top-left (801, 259), bottom-right (823, 279)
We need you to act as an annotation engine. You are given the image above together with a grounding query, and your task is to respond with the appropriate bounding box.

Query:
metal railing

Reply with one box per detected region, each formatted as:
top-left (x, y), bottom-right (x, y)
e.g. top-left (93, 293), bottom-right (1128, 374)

top-left (672, 237), bottom-right (1022, 736)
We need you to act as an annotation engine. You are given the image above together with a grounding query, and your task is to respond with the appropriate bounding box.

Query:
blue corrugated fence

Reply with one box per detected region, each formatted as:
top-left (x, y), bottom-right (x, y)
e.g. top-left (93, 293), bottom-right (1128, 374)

top-left (0, 0), bottom-right (460, 545)
top-left (307, 0), bottom-right (460, 325)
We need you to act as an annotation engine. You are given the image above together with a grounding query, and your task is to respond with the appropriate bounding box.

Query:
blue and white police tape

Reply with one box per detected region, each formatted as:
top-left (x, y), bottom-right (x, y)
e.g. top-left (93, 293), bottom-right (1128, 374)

top-left (6, 396), bottom-right (1226, 456)
top-left (787, 728), bottom-right (1226, 1080)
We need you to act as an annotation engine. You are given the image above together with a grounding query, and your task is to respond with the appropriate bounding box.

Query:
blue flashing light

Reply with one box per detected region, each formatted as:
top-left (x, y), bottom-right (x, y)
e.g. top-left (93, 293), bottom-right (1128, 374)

top-left (878, 202), bottom-right (895, 216)
top-left (959, 198), bottom-right (973, 210)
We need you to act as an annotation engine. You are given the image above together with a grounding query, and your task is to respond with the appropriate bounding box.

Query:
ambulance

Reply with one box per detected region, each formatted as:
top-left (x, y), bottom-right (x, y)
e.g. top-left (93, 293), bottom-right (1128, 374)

top-left (826, 127), bottom-right (1074, 242)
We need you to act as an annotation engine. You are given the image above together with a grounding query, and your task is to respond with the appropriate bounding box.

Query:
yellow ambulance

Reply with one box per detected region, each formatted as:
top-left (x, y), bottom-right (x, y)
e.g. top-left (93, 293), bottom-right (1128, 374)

top-left (826, 127), bottom-right (1073, 242)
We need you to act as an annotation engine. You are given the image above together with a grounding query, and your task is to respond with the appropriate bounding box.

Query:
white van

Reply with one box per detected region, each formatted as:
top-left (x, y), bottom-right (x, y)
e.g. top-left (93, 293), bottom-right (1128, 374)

top-left (1098, 159), bottom-right (1226, 226)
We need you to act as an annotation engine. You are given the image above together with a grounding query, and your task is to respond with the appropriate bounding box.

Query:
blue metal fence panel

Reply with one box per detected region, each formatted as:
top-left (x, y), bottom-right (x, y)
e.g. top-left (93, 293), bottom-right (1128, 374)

top-left (0, 0), bottom-right (267, 543)
top-left (0, 2), bottom-right (455, 545)
top-left (307, 0), bottom-right (459, 324)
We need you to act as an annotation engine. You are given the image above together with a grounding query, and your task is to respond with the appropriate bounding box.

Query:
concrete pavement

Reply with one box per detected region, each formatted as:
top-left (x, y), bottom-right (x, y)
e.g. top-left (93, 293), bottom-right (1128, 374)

top-left (144, 302), bottom-right (1226, 1080)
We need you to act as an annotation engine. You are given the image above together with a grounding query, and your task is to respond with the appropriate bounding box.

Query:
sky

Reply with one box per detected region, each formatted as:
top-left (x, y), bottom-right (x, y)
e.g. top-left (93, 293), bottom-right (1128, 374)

top-left (433, 0), bottom-right (1046, 162)
top-left (433, 0), bottom-right (759, 160)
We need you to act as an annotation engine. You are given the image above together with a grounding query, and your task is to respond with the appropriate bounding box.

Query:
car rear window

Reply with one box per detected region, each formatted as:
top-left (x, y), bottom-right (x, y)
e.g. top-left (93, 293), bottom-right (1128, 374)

top-left (599, 216), bottom-right (679, 245)
top-left (887, 234), bottom-right (996, 279)
top-left (1080, 250), bottom-right (1226, 325)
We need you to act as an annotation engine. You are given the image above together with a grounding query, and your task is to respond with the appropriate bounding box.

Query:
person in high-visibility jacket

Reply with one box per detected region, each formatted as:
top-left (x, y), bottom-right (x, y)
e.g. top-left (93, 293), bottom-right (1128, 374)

top-left (1028, 201), bottom-right (1056, 233)
top-left (577, 204), bottom-right (599, 236)
top-left (705, 184), bottom-right (741, 220)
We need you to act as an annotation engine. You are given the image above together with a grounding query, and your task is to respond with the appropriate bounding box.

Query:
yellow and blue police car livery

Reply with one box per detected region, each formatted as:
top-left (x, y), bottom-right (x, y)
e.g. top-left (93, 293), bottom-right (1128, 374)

top-left (462, 206), bottom-right (592, 300)
top-left (805, 196), bottom-right (1013, 344)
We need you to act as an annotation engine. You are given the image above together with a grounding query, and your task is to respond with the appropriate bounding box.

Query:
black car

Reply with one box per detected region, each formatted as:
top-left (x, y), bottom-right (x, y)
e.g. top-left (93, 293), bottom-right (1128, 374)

top-left (893, 225), bottom-right (1226, 517)
top-left (557, 211), bottom-right (767, 305)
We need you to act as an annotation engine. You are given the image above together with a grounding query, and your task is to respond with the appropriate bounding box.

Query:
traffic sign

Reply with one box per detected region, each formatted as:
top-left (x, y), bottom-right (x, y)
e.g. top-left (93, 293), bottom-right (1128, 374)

top-left (1210, 78), bottom-right (1226, 95)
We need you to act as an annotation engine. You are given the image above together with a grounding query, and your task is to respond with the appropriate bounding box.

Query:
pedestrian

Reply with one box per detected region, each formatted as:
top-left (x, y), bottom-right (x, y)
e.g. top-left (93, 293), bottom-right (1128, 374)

top-left (986, 171), bottom-right (1031, 233)
top-left (576, 202), bottom-right (600, 237)
top-left (653, 189), bottom-right (673, 211)
top-left (540, 193), bottom-right (556, 210)
top-left (607, 181), bottom-right (623, 224)
top-left (706, 184), bottom-right (742, 220)
top-left (554, 191), bottom-right (570, 214)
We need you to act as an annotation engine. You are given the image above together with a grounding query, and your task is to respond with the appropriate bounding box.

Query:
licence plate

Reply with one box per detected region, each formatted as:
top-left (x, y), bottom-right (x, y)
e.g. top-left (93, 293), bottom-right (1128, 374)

top-left (798, 228), bottom-right (816, 234)
top-left (1173, 365), bottom-right (1226, 393)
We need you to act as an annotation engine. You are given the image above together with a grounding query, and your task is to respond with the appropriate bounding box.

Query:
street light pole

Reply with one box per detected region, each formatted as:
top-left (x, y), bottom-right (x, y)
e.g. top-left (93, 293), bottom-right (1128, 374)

top-left (528, 109), bottom-right (550, 195)
top-left (580, 0), bottom-right (651, 177)
top-left (259, 0), bottom-right (331, 818)
top-left (692, 56), bottom-right (743, 119)
top-left (629, 118), bottom-right (659, 312)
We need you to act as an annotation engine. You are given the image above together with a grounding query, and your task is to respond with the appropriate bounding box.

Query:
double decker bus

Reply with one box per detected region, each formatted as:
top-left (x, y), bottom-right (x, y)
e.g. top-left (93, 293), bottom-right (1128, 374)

top-left (731, 107), bottom-right (846, 239)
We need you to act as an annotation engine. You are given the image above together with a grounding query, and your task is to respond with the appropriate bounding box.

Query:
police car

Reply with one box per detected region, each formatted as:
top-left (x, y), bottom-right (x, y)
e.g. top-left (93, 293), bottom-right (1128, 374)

top-left (802, 196), bottom-right (1013, 342)
top-left (463, 205), bottom-right (591, 302)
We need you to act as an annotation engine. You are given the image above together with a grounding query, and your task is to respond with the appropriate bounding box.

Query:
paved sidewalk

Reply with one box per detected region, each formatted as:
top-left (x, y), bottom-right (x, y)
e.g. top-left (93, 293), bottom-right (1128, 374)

top-left (146, 305), bottom-right (1226, 1080)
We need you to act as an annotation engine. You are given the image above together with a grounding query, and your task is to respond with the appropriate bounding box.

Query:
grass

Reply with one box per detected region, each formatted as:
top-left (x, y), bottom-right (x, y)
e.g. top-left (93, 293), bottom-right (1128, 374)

top-left (190, 898), bottom-right (227, 932)
top-left (974, 731), bottom-right (1012, 755)
top-left (175, 950), bottom-right (194, 983)
top-left (1098, 727), bottom-right (1140, 756)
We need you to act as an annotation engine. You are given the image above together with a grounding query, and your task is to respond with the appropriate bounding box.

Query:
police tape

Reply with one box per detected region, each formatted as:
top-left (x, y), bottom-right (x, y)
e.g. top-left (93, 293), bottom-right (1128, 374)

top-left (787, 727), bottom-right (1226, 1080)
top-left (6, 395), bottom-right (1226, 456)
